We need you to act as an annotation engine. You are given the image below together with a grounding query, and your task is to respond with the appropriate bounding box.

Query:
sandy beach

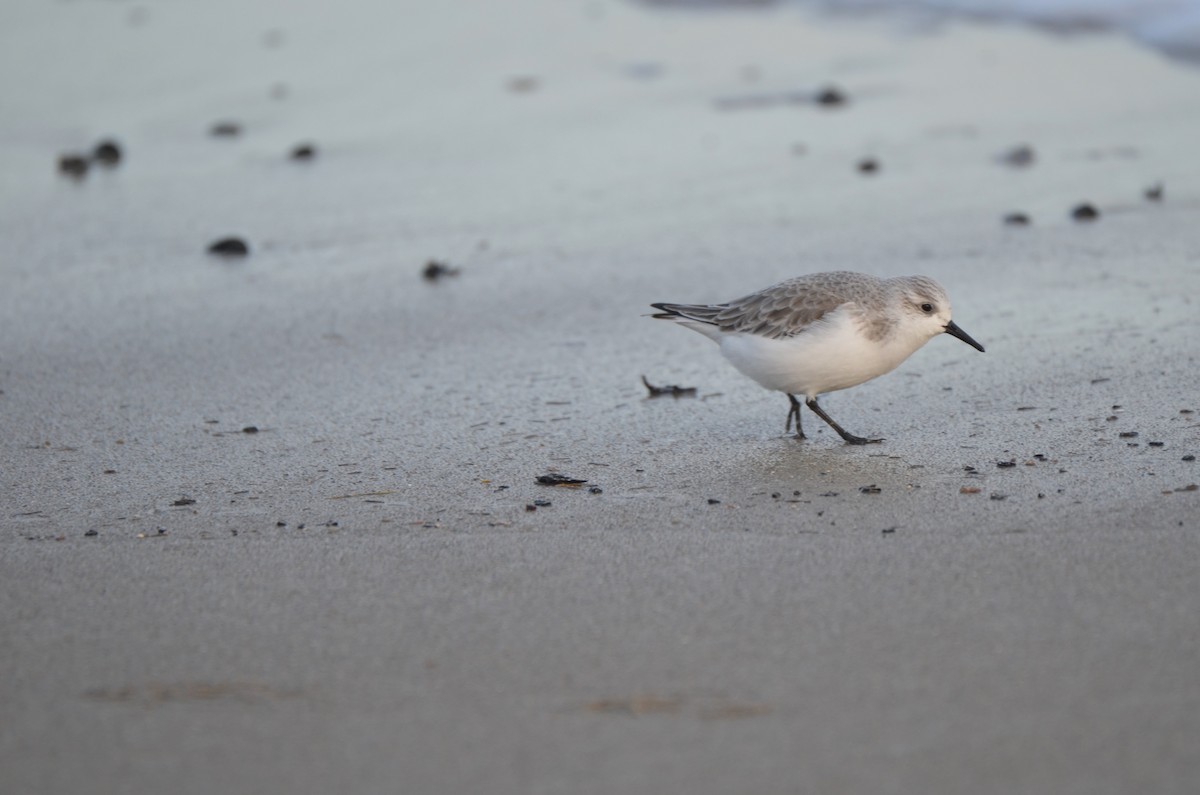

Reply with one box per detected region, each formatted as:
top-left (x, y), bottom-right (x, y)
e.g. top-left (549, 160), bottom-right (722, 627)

top-left (3, 0), bottom-right (1199, 792)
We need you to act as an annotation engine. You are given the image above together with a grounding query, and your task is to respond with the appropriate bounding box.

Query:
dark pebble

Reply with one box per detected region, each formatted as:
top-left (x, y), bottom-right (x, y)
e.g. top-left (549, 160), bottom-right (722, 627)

top-left (84, 529), bottom-right (99, 537)
top-left (525, 504), bottom-right (537, 512)
top-left (881, 527), bottom-right (895, 534)
top-left (814, 86), bottom-right (847, 107)
top-left (1184, 455), bottom-right (1196, 462)
top-left (58, 153), bottom-right (89, 178)
top-left (276, 521), bottom-right (287, 527)
top-left (859, 485), bottom-right (882, 494)
top-left (1144, 182), bottom-right (1164, 202)
top-left (242, 425), bottom-right (259, 434)
top-left (210, 121), bottom-right (242, 137)
top-left (996, 460), bottom-right (1017, 469)
top-left (533, 499), bottom-right (551, 507)
top-left (771, 492), bottom-right (781, 499)
top-left (172, 498), bottom-right (195, 506)
top-left (1148, 441), bottom-right (1164, 447)
top-left (989, 493), bottom-right (1008, 501)
top-left (707, 498), bottom-right (721, 505)
top-left (290, 142), bottom-right (316, 161)
top-left (1003, 212), bottom-right (1030, 226)
top-left (422, 260), bottom-right (460, 282)
top-left (998, 144), bottom-right (1035, 168)
top-left (208, 237), bottom-right (250, 257)
top-left (857, 158), bottom-right (879, 174)
top-left (1118, 431), bottom-right (1138, 438)
top-left (92, 139), bottom-right (122, 166)
top-left (1071, 203), bottom-right (1100, 222)
top-left (588, 486), bottom-right (603, 494)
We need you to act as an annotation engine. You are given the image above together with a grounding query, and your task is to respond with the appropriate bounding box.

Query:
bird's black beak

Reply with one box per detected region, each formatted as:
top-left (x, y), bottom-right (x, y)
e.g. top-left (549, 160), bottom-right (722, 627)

top-left (944, 320), bottom-right (985, 352)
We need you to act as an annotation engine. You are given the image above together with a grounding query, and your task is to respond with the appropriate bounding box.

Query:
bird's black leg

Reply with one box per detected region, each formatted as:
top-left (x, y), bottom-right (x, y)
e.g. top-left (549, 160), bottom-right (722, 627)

top-left (805, 397), bottom-right (883, 445)
top-left (785, 393), bottom-right (805, 439)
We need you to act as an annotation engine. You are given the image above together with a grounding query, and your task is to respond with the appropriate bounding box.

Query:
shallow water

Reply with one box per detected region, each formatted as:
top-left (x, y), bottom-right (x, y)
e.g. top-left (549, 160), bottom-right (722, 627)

top-left (637, 0), bottom-right (1200, 63)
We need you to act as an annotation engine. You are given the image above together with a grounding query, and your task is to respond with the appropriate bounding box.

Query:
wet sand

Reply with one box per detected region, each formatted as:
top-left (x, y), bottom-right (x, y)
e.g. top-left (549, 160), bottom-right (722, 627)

top-left (2, 1), bottom-right (1199, 793)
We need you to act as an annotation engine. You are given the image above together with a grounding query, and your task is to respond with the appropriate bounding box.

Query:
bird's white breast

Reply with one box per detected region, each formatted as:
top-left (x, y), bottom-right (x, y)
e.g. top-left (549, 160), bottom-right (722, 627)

top-left (716, 306), bottom-right (924, 398)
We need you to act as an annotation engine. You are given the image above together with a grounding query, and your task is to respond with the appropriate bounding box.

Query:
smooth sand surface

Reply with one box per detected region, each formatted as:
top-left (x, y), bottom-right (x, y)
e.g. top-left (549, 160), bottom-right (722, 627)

top-left (2, 1), bottom-right (1199, 793)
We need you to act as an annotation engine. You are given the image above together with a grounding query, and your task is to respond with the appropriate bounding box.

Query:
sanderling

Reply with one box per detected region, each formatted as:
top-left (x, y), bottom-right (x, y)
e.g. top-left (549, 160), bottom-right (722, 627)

top-left (651, 271), bottom-right (984, 444)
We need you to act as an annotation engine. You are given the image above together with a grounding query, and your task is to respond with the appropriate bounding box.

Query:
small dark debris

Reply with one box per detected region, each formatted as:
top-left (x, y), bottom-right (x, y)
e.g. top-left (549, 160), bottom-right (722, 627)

top-left (771, 492), bottom-right (781, 499)
top-left (1144, 182), bottom-right (1164, 202)
top-left (172, 498), bottom-right (195, 506)
top-left (208, 237), bottom-right (250, 257)
top-left (422, 260), bottom-right (460, 282)
top-left (707, 498), bottom-right (721, 505)
top-left (297, 523), bottom-right (306, 530)
top-left (84, 529), bottom-right (99, 537)
top-left (231, 529), bottom-right (239, 536)
top-left (963, 465), bottom-right (977, 473)
top-left (989, 493), bottom-right (1008, 501)
top-left (996, 460), bottom-right (1017, 469)
top-left (92, 139), bottom-right (122, 166)
top-left (1107, 415), bottom-right (1119, 422)
top-left (1091, 377), bottom-right (1111, 384)
top-left (1179, 484), bottom-right (1199, 492)
top-left (242, 425), bottom-right (259, 434)
top-left (1003, 212), bottom-right (1030, 226)
top-left (1148, 441), bottom-right (1164, 447)
top-left (588, 486), bottom-right (603, 494)
top-left (1037, 493), bottom-right (1046, 499)
top-left (536, 474), bottom-right (587, 487)
top-left (508, 76), bottom-right (540, 93)
top-left (881, 527), bottom-right (895, 534)
top-left (859, 485), bottom-right (881, 494)
top-left (819, 491), bottom-right (839, 497)
top-left (525, 504), bottom-right (538, 512)
top-left (156, 527), bottom-right (167, 535)
top-left (857, 157), bottom-right (879, 174)
top-left (641, 375), bottom-right (696, 398)
top-left (814, 85), bottom-right (847, 107)
top-left (1182, 409), bottom-right (1195, 415)
top-left (1071, 203), bottom-right (1100, 222)
top-left (1033, 454), bottom-right (1048, 461)
top-left (323, 521), bottom-right (339, 527)
top-left (103, 469), bottom-right (116, 474)
top-left (1118, 431), bottom-right (1139, 438)
top-left (1183, 455), bottom-right (1195, 462)
top-left (533, 499), bottom-right (552, 507)
top-left (998, 144), bottom-right (1035, 168)
top-left (276, 521), bottom-right (287, 527)
top-left (290, 142), bottom-right (316, 161)
top-left (58, 153), bottom-right (89, 178)
top-left (210, 121), bottom-right (241, 137)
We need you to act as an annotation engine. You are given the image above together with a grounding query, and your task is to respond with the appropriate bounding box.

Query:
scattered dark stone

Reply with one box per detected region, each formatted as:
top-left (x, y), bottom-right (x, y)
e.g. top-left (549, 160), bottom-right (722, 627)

top-left (859, 485), bottom-right (882, 494)
top-left (1003, 212), bottom-right (1030, 226)
top-left (208, 237), bottom-right (250, 257)
top-left (525, 504), bottom-right (537, 512)
top-left (707, 498), bottom-right (721, 505)
top-left (771, 492), bottom-right (781, 499)
top-left (814, 85), bottom-right (847, 107)
top-left (1033, 454), bottom-right (1048, 461)
top-left (231, 529), bottom-right (238, 536)
top-left (641, 375), bottom-right (696, 399)
top-left (276, 521), bottom-right (287, 527)
top-left (1106, 415), bottom-right (1119, 422)
top-left (92, 139), bottom-right (122, 166)
top-left (290, 142), bottom-right (316, 161)
top-left (998, 144), bottom-right (1035, 168)
top-left (881, 527), bottom-right (895, 534)
top-left (1118, 431), bottom-right (1139, 438)
top-left (84, 529), bottom-right (99, 537)
top-left (172, 498), bottom-right (195, 506)
top-left (1183, 455), bottom-right (1195, 462)
top-left (588, 486), bottom-right (603, 494)
top-left (297, 523), bottom-right (306, 529)
top-left (857, 158), bottom-right (879, 174)
top-left (533, 499), bottom-right (552, 507)
top-left (1144, 182), bottom-right (1164, 202)
top-left (323, 521), bottom-right (339, 527)
top-left (819, 491), bottom-right (839, 497)
top-left (103, 469), bottom-right (116, 474)
top-left (508, 76), bottom-right (540, 93)
top-left (1037, 493), bottom-right (1046, 499)
top-left (1148, 441), bottom-right (1164, 447)
top-left (1183, 409), bottom-right (1195, 415)
top-left (963, 465), bottom-right (977, 472)
top-left (996, 460), bottom-right (1017, 469)
top-left (156, 527), bottom-right (167, 535)
top-left (242, 425), bottom-right (259, 434)
top-left (210, 121), bottom-right (241, 137)
top-left (1179, 484), bottom-right (1199, 492)
top-left (1091, 377), bottom-right (1110, 384)
top-left (1071, 203), bottom-right (1100, 222)
top-left (536, 474), bottom-right (587, 487)
top-left (58, 153), bottom-right (89, 178)
top-left (422, 260), bottom-right (460, 282)
top-left (989, 493), bottom-right (1008, 501)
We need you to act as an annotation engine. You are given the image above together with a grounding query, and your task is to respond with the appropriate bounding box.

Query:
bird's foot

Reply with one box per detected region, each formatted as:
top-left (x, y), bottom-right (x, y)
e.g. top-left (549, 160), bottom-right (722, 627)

top-left (842, 434), bottom-right (884, 446)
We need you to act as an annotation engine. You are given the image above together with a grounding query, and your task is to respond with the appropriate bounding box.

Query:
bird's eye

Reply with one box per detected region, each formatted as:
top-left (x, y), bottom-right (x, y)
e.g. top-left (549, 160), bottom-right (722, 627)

top-left (920, 302), bottom-right (934, 313)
